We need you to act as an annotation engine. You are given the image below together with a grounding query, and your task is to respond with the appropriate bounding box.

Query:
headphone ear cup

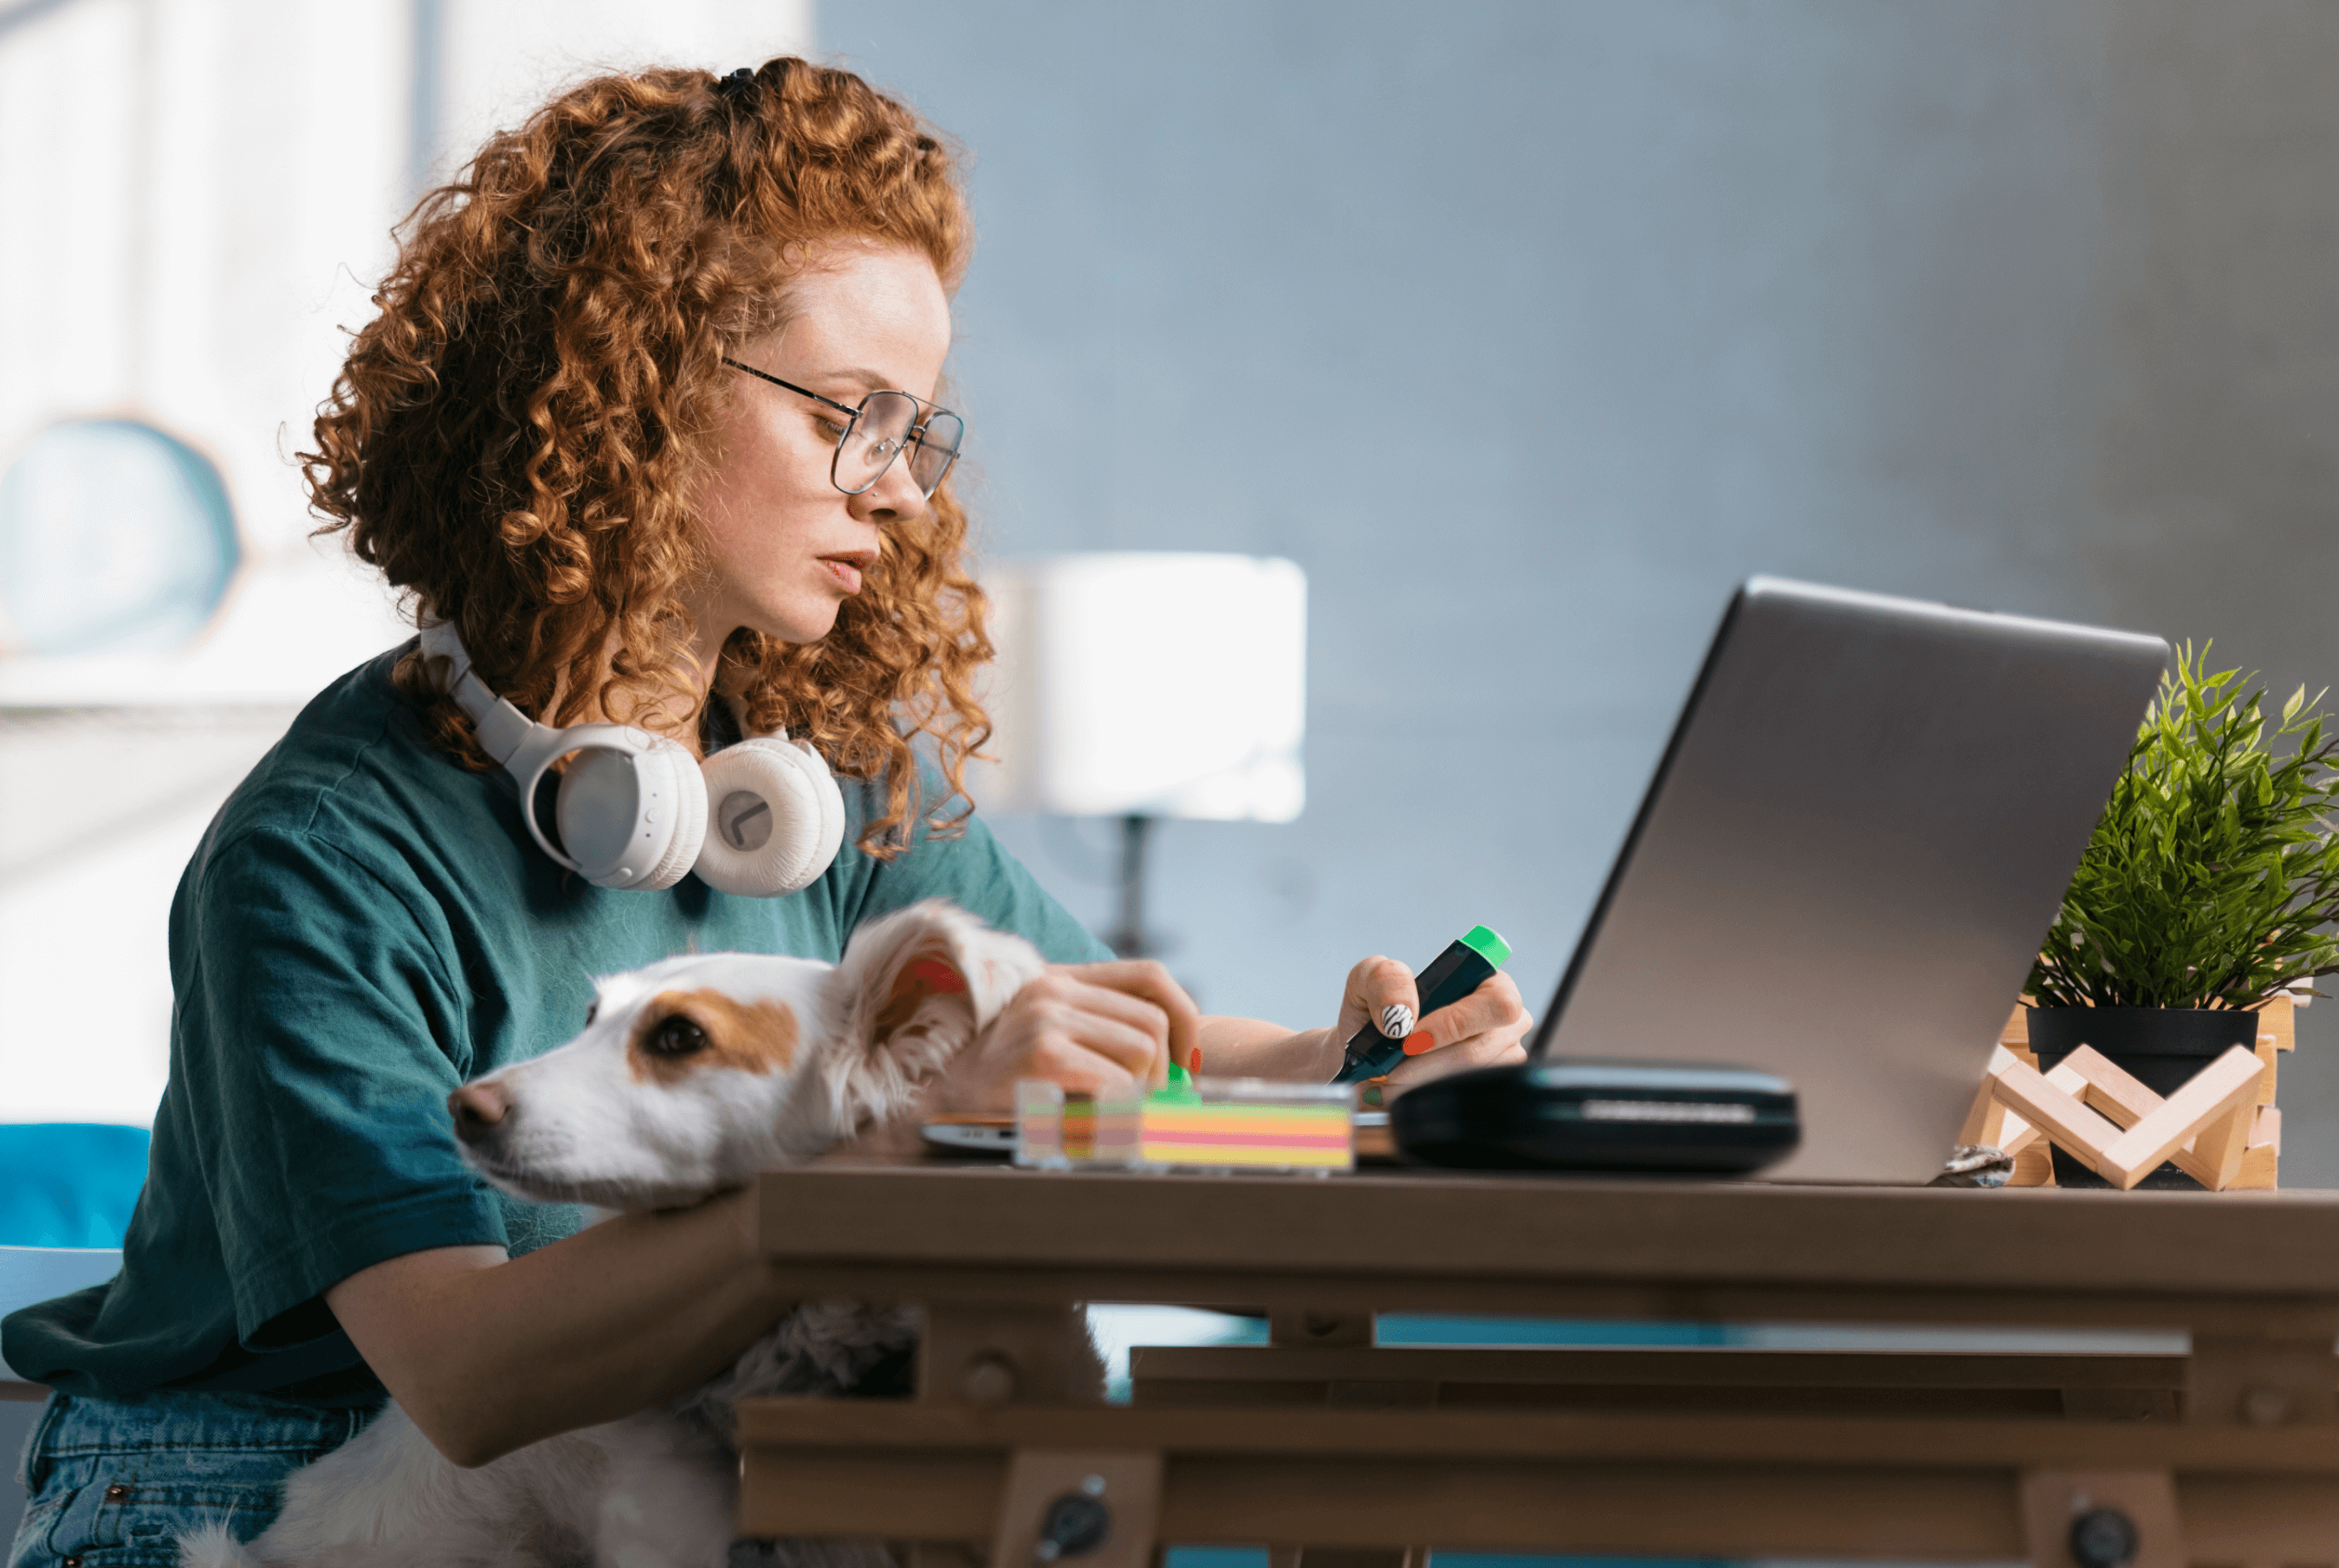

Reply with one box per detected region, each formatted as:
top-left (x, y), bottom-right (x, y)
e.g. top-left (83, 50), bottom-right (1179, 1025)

top-left (555, 738), bottom-right (707, 891)
top-left (694, 737), bottom-right (847, 897)
top-left (636, 742), bottom-right (709, 891)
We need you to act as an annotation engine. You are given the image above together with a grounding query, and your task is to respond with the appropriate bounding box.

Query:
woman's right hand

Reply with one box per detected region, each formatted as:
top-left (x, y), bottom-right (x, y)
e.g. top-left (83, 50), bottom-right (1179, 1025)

top-left (921, 959), bottom-right (1200, 1114)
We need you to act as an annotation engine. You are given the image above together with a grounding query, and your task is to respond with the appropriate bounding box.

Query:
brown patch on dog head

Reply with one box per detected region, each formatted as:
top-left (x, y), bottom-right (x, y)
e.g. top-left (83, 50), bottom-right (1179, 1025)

top-left (871, 949), bottom-right (971, 1045)
top-left (626, 989), bottom-right (800, 1085)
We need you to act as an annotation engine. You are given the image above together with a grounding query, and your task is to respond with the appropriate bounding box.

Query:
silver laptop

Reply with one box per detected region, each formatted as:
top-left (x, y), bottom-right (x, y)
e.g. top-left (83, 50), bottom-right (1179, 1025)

top-left (1531, 577), bottom-right (2168, 1183)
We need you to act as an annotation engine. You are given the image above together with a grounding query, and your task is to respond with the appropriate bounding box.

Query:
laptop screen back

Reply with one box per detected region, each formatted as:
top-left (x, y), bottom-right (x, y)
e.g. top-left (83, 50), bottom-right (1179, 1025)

top-left (1532, 578), bottom-right (2167, 1183)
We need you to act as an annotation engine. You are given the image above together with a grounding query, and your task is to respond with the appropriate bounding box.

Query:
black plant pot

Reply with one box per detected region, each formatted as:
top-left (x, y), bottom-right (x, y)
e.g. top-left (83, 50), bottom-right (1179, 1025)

top-left (2025, 1007), bottom-right (2259, 1189)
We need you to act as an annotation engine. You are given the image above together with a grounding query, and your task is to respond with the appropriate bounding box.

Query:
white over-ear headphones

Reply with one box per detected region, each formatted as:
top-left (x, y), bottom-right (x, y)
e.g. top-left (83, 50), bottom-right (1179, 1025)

top-left (418, 622), bottom-right (846, 896)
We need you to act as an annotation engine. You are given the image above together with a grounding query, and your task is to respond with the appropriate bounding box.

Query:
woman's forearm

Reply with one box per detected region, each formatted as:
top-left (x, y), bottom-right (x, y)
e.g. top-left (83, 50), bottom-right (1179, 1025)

top-left (1196, 1015), bottom-right (1341, 1081)
top-left (326, 1186), bottom-right (792, 1467)
top-left (341, 1018), bottom-right (1326, 1468)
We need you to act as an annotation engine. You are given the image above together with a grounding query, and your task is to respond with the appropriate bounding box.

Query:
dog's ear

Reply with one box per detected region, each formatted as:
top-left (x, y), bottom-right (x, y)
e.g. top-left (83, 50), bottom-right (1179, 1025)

top-left (872, 953), bottom-right (971, 1044)
top-left (820, 899), bottom-right (1048, 1126)
top-left (833, 898), bottom-right (1045, 1039)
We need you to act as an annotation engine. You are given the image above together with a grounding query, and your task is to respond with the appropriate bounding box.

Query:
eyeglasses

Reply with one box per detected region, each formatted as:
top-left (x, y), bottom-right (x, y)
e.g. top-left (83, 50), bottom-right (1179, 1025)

top-left (722, 356), bottom-right (963, 500)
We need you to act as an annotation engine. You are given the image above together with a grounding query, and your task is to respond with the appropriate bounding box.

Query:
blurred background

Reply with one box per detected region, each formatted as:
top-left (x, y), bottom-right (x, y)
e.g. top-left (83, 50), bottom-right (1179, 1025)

top-left (20, 0), bottom-right (2336, 1167)
top-left (6, 0), bottom-right (2339, 1558)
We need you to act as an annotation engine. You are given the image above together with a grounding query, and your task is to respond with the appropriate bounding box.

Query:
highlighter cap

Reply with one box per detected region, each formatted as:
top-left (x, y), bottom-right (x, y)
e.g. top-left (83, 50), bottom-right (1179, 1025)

top-left (1151, 1057), bottom-right (1203, 1105)
top-left (1461, 924), bottom-right (1512, 969)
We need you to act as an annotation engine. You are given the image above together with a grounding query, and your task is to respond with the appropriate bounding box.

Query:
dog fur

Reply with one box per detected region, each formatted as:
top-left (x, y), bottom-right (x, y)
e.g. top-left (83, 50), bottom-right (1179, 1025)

top-left (178, 899), bottom-right (1064, 1568)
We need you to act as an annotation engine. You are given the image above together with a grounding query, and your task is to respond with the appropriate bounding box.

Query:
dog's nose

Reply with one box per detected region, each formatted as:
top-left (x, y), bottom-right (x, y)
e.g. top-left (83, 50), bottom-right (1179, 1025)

top-left (449, 1081), bottom-right (514, 1143)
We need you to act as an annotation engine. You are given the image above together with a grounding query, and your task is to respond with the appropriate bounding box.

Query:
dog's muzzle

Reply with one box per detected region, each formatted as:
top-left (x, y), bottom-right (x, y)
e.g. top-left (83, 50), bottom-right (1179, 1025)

top-left (449, 1080), bottom-right (515, 1148)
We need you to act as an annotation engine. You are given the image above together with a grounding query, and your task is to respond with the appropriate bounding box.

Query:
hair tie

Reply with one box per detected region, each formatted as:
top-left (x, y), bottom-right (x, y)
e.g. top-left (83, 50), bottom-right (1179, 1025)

top-left (715, 67), bottom-right (757, 102)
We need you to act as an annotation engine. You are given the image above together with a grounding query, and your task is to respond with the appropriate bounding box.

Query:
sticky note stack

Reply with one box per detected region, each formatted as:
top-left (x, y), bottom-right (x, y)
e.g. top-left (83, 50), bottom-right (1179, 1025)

top-left (1014, 1069), bottom-right (1355, 1172)
top-left (1118, 1075), bottom-right (1355, 1170)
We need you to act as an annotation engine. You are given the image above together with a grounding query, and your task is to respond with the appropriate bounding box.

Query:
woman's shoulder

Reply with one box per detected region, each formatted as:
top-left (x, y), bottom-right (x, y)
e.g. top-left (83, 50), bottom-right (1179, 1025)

top-left (195, 641), bottom-right (505, 896)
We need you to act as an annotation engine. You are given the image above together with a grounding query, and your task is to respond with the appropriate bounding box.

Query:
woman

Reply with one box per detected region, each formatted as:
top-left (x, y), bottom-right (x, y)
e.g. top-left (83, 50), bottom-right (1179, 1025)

top-left (3, 57), bottom-right (1528, 1560)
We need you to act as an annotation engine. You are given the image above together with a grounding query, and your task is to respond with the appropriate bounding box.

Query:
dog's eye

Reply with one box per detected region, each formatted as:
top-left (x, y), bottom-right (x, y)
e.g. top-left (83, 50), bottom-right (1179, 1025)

top-left (648, 1014), bottom-right (708, 1058)
top-left (585, 1001), bottom-right (598, 1026)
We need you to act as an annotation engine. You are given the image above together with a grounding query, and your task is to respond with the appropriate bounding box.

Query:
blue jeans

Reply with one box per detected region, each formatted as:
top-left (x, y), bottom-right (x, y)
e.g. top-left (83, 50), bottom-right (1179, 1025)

top-left (7, 1389), bottom-right (379, 1568)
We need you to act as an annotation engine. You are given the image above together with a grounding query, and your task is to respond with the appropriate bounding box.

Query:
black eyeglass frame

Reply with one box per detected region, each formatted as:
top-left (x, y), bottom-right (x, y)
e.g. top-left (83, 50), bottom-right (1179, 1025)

top-left (720, 355), bottom-right (962, 499)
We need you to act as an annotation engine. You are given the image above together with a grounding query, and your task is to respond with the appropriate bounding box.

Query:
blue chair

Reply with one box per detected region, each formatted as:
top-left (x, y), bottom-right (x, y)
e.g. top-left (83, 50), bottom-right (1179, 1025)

top-left (0, 1123), bottom-right (150, 1249)
top-left (1, 1124), bottom-right (142, 1394)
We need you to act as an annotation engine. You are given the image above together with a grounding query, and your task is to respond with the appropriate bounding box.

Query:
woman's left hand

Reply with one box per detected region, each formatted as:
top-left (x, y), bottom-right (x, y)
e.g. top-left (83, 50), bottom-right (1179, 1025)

top-left (1329, 955), bottom-right (1533, 1086)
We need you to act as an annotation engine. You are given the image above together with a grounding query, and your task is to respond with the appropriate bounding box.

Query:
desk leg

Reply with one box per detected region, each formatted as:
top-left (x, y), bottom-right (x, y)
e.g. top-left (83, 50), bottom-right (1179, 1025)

top-left (1269, 1550), bottom-right (1429, 1568)
top-left (2018, 1471), bottom-right (2182, 1568)
top-left (2059, 1386), bottom-right (2181, 1421)
top-left (2187, 1331), bottom-right (2339, 1427)
top-left (990, 1449), bottom-right (1163, 1568)
top-left (1263, 1313), bottom-right (1428, 1568)
top-left (913, 1304), bottom-right (1120, 1568)
top-left (920, 1301), bottom-right (1104, 1407)
top-left (1269, 1309), bottom-right (1372, 1349)
top-left (907, 1547), bottom-right (987, 1568)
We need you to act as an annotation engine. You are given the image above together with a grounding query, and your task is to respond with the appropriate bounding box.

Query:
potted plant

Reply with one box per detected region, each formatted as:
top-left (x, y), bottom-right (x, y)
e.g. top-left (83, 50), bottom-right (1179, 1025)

top-left (2025, 645), bottom-right (2339, 1186)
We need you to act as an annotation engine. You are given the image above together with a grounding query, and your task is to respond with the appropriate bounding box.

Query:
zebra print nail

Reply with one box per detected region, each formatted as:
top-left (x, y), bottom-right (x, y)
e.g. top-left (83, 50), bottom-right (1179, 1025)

top-left (1379, 1002), bottom-right (1416, 1040)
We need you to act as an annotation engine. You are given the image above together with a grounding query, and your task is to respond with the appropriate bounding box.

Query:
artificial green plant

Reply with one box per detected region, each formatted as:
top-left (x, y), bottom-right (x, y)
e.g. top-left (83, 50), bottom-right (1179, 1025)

top-left (2027, 644), bottom-right (2339, 1011)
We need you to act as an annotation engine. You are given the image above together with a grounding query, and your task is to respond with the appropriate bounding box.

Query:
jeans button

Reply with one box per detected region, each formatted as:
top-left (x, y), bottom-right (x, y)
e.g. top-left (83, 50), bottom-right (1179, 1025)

top-left (104, 1483), bottom-right (131, 1500)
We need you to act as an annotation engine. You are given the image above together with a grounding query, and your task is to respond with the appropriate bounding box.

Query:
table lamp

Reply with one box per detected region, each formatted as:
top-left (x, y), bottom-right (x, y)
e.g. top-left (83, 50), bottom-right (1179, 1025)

top-left (979, 553), bottom-right (1306, 957)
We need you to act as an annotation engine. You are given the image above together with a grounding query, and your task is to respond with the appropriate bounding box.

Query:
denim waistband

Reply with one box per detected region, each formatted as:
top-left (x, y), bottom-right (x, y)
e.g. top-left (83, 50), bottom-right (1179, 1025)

top-left (10, 1388), bottom-right (381, 1568)
top-left (26, 1387), bottom-right (374, 1476)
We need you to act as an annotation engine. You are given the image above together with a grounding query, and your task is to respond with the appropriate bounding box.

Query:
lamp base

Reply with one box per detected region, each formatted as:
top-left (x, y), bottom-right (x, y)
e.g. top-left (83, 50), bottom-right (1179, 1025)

top-left (1103, 813), bottom-right (1157, 959)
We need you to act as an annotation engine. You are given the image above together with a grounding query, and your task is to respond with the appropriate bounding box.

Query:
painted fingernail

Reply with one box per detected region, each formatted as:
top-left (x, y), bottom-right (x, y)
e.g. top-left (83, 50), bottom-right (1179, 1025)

top-left (1379, 1003), bottom-right (1415, 1040)
top-left (1402, 1032), bottom-right (1434, 1056)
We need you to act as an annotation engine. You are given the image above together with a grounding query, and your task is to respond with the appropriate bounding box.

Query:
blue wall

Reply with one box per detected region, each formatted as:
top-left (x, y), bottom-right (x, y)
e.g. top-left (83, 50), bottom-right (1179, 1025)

top-left (830, 1), bottom-right (2339, 1163)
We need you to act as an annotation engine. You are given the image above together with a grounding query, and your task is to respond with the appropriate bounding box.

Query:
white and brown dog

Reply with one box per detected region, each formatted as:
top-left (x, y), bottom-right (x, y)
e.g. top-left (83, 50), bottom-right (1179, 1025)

top-left (180, 899), bottom-right (1057, 1568)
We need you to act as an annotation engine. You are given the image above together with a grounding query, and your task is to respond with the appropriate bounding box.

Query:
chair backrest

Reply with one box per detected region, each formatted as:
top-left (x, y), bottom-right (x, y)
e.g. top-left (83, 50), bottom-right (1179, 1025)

top-left (1, 1243), bottom-right (126, 1385)
top-left (0, 1123), bottom-right (151, 1248)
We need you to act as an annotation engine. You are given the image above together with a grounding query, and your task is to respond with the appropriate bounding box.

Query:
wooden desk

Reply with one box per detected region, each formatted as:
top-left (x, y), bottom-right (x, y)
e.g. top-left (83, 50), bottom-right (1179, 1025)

top-left (740, 1164), bottom-right (2339, 1566)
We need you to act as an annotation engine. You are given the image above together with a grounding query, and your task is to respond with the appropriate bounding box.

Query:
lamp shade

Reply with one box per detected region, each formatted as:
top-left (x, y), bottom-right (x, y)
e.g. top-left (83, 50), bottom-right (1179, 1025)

top-left (980, 554), bottom-right (1306, 821)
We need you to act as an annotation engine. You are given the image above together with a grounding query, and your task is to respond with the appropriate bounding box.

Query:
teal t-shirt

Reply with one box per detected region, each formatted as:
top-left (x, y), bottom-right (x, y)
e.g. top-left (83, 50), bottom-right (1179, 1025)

top-left (2, 646), bottom-right (1108, 1404)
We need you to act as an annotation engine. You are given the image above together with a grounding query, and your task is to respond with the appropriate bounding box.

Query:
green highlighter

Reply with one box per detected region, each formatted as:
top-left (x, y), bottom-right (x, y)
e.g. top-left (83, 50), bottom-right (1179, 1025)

top-left (1333, 924), bottom-right (1512, 1084)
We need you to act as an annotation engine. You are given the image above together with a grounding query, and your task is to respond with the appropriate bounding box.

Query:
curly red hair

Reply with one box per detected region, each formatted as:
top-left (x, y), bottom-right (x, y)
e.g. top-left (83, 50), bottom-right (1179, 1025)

top-left (305, 56), bottom-right (989, 857)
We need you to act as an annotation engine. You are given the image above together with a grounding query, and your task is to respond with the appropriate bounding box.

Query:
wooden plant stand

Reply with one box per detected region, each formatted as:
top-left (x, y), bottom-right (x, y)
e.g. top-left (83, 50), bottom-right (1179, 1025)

top-left (1973, 997), bottom-right (2296, 1191)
